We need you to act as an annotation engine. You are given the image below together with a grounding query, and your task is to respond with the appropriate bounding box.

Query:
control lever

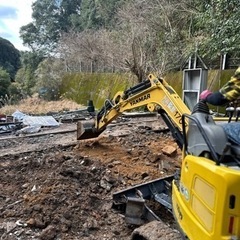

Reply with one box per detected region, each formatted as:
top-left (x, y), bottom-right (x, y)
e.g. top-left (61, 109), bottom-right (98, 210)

top-left (226, 106), bottom-right (235, 123)
top-left (218, 143), bottom-right (231, 165)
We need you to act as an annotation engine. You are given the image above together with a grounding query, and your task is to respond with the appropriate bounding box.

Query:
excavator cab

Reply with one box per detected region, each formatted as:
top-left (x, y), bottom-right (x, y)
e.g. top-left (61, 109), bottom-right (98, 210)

top-left (172, 101), bottom-right (240, 239)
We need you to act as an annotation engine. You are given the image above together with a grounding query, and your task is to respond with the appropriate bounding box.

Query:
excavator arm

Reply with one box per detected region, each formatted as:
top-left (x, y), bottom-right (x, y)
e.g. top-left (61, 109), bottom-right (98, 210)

top-left (77, 74), bottom-right (190, 148)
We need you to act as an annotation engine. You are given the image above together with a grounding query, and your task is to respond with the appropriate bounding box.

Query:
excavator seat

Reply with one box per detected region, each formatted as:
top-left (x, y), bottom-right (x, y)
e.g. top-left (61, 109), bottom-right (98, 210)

top-left (186, 111), bottom-right (230, 158)
top-left (186, 101), bottom-right (240, 164)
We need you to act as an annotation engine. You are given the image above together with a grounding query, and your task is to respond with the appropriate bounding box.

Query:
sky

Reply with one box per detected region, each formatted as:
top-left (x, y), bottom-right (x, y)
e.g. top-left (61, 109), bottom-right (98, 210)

top-left (0, 0), bottom-right (34, 51)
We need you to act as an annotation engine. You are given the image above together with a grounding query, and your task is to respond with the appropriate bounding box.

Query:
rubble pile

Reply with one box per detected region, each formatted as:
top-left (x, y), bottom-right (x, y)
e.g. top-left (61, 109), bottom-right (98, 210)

top-left (0, 109), bottom-right (91, 137)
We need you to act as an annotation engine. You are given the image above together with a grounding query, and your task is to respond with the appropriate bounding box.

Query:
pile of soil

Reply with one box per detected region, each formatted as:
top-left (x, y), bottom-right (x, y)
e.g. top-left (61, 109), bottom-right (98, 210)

top-left (0, 116), bottom-right (182, 240)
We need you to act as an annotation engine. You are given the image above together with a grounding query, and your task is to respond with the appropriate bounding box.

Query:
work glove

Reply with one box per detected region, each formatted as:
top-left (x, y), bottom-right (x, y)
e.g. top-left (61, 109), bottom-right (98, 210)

top-left (199, 90), bottom-right (212, 100)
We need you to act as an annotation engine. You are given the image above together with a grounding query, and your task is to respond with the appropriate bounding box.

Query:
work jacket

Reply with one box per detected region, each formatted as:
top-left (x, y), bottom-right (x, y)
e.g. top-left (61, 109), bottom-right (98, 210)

top-left (220, 66), bottom-right (240, 101)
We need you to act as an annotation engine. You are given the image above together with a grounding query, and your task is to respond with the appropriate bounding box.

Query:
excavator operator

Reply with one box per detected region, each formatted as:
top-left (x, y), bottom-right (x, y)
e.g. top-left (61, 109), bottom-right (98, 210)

top-left (200, 66), bottom-right (240, 105)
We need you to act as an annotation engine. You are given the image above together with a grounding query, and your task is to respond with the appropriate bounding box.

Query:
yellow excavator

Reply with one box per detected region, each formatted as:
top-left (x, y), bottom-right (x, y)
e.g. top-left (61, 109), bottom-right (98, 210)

top-left (78, 74), bottom-right (190, 148)
top-left (78, 74), bottom-right (240, 239)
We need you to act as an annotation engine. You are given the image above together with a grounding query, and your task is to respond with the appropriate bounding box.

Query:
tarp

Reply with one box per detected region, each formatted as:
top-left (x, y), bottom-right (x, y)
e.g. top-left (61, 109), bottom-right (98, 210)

top-left (22, 116), bottom-right (60, 127)
top-left (12, 110), bottom-right (60, 127)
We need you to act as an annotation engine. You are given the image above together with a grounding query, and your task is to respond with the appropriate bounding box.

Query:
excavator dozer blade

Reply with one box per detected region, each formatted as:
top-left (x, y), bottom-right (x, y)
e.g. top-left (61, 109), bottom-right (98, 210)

top-left (77, 120), bottom-right (104, 140)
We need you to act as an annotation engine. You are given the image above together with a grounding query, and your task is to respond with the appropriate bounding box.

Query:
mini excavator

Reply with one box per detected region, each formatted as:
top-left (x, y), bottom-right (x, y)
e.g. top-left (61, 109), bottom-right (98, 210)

top-left (77, 74), bottom-right (240, 239)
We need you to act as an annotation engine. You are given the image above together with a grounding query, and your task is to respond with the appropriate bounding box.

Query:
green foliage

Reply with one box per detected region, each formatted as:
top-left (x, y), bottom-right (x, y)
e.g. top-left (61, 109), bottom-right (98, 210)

top-left (59, 0), bottom-right (82, 30)
top-left (35, 58), bottom-right (65, 101)
top-left (7, 83), bottom-right (23, 104)
top-left (20, 0), bottom-right (82, 52)
top-left (192, 0), bottom-right (240, 59)
top-left (79, 0), bottom-right (100, 29)
top-left (79, 0), bottom-right (123, 30)
top-left (0, 37), bottom-right (21, 78)
top-left (60, 73), bottom-right (137, 108)
top-left (0, 68), bottom-right (24, 105)
top-left (19, 23), bottom-right (40, 51)
top-left (14, 51), bottom-right (45, 97)
top-left (15, 0), bottom-right (240, 104)
top-left (20, 51), bottom-right (45, 72)
top-left (20, 0), bottom-right (124, 52)
top-left (17, 0), bottom-right (240, 67)
top-left (0, 67), bottom-right (11, 97)
top-left (15, 67), bottom-right (35, 96)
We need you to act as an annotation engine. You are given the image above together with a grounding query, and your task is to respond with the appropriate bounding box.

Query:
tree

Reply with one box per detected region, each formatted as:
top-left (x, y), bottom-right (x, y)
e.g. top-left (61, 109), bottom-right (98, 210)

top-left (34, 58), bottom-right (65, 100)
top-left (7, 83), bottom-right (23, 104)
top-left (20, 0), bottom-right (125, 53)
top-left (15, 67), bottom-right (34, 97)
top-left (21, 51), bottom-right (45, 71)
top-left (14, 51), bottom-right (45, 97)
top-left (79, 0), bottom-right (123, 30)
top-left (0, 37), bottom-right (21, 78)
top-left (20, 0), bottom-right (82, 52)
top-left (109, 0), bottom-right (194, 80)
top-left (191, 0), bottom-right (240, 61)
top-left (58, 29), bottom-right (118, 73)
top-left (0, 67), bottom-right (11, 106)
top-left (57, 0), bottom-right (195, 81)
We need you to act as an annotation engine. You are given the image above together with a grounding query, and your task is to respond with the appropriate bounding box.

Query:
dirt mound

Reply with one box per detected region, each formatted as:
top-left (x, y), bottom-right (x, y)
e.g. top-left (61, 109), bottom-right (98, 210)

top-left (0, 119), bottom-right (181, 239)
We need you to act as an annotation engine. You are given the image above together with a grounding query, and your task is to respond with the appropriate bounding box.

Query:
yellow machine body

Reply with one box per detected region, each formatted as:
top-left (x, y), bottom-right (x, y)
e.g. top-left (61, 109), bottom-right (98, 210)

top-left (172, 154), bottom-right (240, 239)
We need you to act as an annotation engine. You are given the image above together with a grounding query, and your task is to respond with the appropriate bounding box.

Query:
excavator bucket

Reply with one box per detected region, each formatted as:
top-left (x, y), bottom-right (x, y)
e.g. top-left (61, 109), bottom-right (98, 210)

top-left (77, 120), bottom-right (104, 140)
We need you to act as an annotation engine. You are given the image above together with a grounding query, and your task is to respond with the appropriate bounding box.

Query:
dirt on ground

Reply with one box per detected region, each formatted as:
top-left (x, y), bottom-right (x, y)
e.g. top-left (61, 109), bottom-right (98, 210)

top-left (0, 114), bottom-right (183, 240)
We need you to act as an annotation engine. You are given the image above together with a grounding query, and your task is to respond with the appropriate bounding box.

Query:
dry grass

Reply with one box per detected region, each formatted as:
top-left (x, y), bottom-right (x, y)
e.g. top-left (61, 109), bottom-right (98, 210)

top-left (0, 95), bottom-right (83, 115)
